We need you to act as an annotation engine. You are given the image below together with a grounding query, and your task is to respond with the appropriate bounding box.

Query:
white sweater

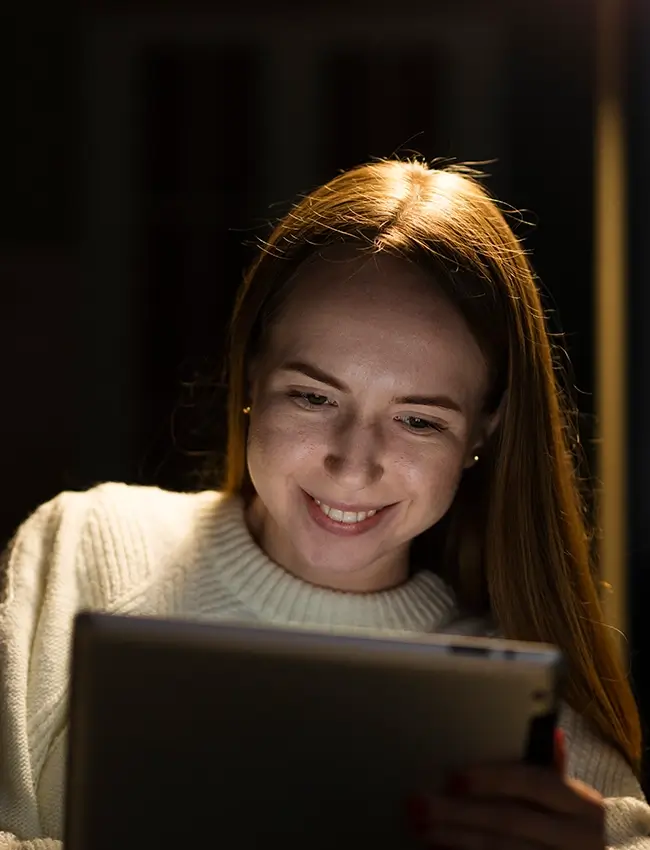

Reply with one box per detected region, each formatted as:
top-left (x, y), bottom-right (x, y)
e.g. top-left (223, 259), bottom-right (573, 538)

top-left (0, 483), bottom-right (648, 849)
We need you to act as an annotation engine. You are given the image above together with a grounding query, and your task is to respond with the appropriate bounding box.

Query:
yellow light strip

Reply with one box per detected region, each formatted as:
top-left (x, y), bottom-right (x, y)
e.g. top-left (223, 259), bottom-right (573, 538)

top-left (594, 0), bottom-right (628, 653)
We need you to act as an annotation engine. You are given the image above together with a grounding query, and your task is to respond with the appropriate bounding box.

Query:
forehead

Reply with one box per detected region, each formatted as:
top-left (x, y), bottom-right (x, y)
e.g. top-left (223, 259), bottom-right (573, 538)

top-left (264, 251), bottom-right (489, 402)
top-left (279, 251), bottom-right (460, 328)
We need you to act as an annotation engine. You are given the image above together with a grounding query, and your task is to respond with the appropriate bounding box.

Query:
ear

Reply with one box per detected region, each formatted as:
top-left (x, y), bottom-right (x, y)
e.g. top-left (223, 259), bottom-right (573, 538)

top-left (464, 394), bottom-right (505, 469)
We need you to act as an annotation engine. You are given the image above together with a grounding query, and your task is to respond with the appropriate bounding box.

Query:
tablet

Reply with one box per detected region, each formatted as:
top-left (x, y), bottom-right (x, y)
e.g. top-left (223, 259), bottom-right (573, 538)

top-left (65, 612), bottom-right (563, 850)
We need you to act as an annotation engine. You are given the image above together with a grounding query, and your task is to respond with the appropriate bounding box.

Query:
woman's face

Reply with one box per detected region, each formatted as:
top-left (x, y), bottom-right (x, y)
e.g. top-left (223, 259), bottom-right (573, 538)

top-left (246, 250), bottom-right (496, 592)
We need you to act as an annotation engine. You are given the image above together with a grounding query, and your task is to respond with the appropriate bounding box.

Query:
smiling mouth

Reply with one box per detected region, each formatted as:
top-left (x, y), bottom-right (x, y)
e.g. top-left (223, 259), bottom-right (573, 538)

top-left (311, 497), bottom-right (386, 525)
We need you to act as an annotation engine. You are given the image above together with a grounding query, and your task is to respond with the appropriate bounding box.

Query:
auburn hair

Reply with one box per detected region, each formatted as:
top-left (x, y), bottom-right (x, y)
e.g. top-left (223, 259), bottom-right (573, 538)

top-left (222, 159), bottom-right (641, 773)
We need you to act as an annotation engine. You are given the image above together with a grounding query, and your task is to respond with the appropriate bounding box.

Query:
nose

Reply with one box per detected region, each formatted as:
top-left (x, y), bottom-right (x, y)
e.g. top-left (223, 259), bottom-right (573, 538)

top-left (323, 414), bottom-right (384, 490)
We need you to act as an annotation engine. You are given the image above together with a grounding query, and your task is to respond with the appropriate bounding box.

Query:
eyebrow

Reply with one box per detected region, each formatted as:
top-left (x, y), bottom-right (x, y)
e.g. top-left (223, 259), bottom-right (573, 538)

top-left (279, 360), bottom-right (464, 414)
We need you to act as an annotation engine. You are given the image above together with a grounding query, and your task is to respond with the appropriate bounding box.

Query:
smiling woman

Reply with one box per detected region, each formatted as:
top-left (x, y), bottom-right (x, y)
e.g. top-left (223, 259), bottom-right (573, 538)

top-left (0, 159), bottom-right (648, 850)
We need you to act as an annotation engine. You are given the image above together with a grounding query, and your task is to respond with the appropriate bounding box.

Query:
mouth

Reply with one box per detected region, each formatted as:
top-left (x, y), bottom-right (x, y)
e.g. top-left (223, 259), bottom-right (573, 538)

top-left (301, 489), bottom-right (393, 534)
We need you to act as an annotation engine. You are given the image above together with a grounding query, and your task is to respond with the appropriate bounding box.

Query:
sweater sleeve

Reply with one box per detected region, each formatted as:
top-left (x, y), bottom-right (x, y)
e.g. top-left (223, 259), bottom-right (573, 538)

top-left (561, 705), bottom-right (650, 849)
top-left (0, 482), bottom-right (212, 849)
top-left (0, 492), bottom-right (92, 849)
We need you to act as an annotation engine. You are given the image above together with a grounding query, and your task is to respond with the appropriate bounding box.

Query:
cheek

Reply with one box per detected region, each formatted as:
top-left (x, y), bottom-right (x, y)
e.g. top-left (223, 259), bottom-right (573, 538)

top-left (246, 403), bottom-right (323, 477)
top-left (399, 444), bottom-right (468, 508)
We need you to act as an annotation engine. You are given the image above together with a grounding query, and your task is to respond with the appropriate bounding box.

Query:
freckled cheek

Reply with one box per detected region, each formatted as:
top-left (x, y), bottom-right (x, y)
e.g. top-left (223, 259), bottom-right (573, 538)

top-left (398, 448), bottom-right (467, 510)
top-left (247, 411), bottom-right (325, 473)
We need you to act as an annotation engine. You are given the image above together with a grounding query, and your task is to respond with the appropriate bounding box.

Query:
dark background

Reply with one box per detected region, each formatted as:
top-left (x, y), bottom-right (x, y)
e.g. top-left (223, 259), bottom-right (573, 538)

top-left (3, 0), bottom-right (650, 768)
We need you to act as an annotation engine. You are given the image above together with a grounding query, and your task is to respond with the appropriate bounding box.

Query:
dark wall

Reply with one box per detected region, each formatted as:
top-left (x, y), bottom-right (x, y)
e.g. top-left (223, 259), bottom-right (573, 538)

top-left (0, 11), bottom-right (82, 529)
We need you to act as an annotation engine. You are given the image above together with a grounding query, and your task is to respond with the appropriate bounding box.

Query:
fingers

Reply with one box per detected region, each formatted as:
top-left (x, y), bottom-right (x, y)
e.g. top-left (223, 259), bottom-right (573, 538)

top-left (420, 795), bottom-right (603, 850)
top-left (458, 765), bottom-right (604, 820)
top-left (423, 824), bottom-right (549, 850)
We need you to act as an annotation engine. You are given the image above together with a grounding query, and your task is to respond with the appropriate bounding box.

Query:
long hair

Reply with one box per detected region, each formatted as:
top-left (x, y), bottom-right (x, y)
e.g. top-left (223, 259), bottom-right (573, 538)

top-left (222, 159), bottom-right (641, 773)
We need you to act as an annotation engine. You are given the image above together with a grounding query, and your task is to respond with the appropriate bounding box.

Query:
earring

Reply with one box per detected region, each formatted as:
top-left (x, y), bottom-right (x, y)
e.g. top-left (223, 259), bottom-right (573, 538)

top-left (473, 454), bottom-right (479, 463)
top-left (242, 406), bottom-right (251, 415)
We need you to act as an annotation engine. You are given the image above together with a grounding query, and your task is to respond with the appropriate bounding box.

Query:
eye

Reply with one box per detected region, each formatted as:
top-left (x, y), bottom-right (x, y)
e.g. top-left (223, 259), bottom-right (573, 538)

top-left (394, 414), bottom-right (446, 434)
top-left (288, 390), bottom-right (336, 409)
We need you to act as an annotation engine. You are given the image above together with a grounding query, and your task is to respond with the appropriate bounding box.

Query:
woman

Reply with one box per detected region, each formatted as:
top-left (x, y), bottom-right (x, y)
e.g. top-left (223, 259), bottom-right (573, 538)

top-left (0, 160), bottom-right (647, 850)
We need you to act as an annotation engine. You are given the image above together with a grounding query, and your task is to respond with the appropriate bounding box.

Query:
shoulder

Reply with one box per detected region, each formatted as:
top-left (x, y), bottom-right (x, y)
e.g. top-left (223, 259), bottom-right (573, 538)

top-left (76, 481), bottom-right (223, 540)
top-left (0, 483), bottom-right (227, 613)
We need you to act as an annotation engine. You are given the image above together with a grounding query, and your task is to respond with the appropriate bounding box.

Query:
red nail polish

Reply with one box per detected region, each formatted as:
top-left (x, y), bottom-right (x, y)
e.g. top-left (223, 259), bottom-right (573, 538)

top-left (554, 727), bottom-right (567, 774)
top-left (445, 773), bottom-right (470, 796)
top-left (404, 794), bottom-right (430, 833)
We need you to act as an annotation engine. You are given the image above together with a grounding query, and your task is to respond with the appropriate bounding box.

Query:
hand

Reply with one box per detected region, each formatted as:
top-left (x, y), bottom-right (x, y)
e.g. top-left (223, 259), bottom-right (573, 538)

top-left (408, 734), bottom-right (605, 850)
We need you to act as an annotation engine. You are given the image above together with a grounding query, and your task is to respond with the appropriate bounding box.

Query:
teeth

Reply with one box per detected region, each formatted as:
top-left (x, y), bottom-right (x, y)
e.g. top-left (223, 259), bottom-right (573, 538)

top-left (313, 498), bottom-right (379, 524)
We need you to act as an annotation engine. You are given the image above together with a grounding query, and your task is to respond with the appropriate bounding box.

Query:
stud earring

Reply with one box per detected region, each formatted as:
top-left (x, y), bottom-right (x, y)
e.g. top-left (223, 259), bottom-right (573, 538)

top-left (242, 406), bottom-right (251, 415)
top-left (473, 454), bottom-right (479, 463)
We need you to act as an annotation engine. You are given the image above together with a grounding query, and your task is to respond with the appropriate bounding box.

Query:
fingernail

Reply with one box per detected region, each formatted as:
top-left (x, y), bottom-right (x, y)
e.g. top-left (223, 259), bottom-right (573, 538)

top-left (404, 794), bottom-right (430, 833)
top-left (445, 773), bottom-right (470, 796)
top-left (554, 727), bottom-right (566, 774)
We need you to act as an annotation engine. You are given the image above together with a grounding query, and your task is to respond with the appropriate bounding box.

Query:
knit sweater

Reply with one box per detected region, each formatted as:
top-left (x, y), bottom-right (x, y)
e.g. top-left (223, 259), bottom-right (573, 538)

top-left (0, 483), bottom-right (648, 849)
